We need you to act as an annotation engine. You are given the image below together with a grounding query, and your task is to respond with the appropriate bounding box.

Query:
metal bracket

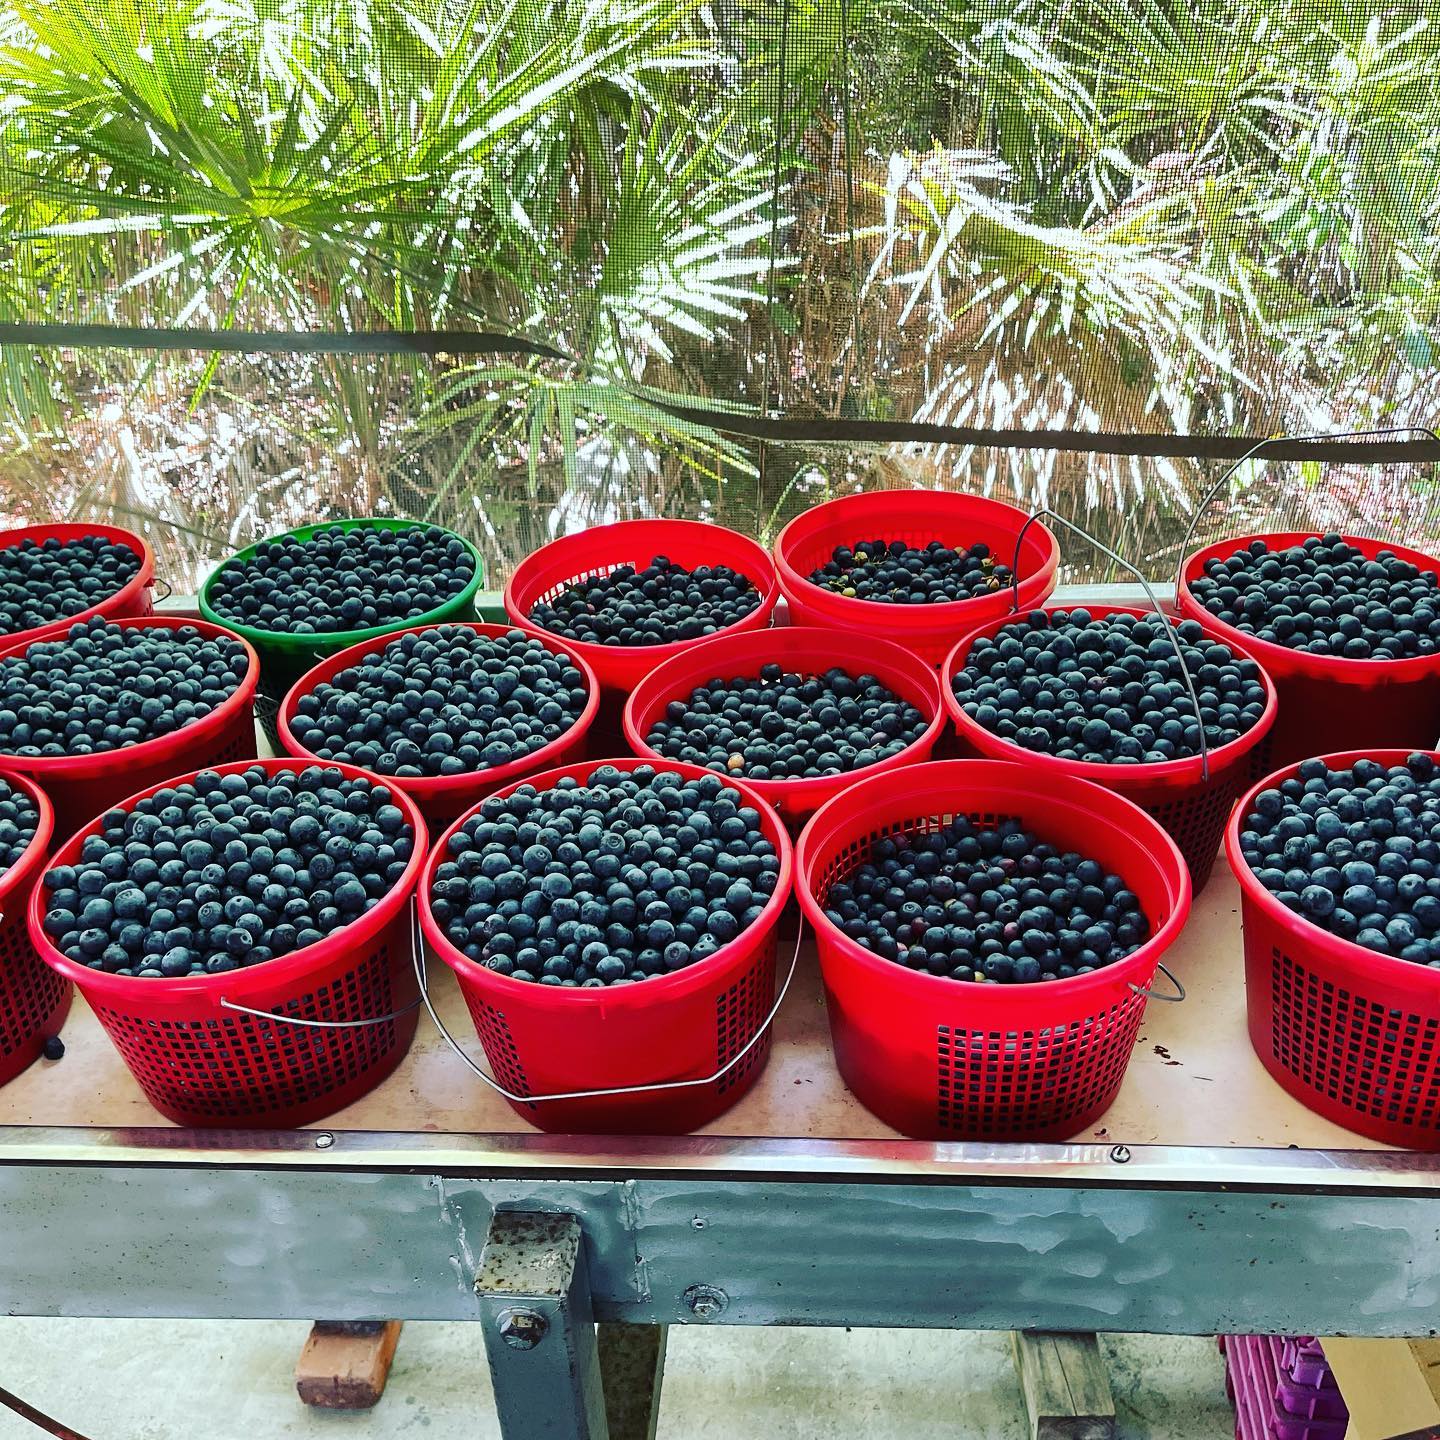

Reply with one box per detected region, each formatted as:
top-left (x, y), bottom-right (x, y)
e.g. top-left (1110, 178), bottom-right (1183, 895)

top-left (476, 1210), bottom-right (610, 1439)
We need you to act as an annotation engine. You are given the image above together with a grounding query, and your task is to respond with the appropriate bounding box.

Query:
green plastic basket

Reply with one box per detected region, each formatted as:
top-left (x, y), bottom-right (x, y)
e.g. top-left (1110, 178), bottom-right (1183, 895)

top-left (199, 517), bottom-right (484, 744)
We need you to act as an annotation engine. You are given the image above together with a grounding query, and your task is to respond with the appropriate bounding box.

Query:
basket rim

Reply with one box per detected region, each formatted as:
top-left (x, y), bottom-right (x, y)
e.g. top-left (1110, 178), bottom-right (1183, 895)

top-left (419, 754), bottom-right (794, 1006)
top-left (0, 768), bottom-right (54, 913)
top-left (26, 755), bottom-right (429, 997)
top-left (1224, 745), bottom-right (1440, 991)
top-left (198, 516), bottom-right (486, 653)
top-left (0, 615), bottom-right (260, 778)
top-left (621, 625), bottom-right (946, 808)
top-left (501, 518), bottom-right (781, 668)
top-left (795, 756), bottom-right (1192, 1003)
top-left (940, 601), bottom-right (1280, 785)
top-left (1177, 529), bottom-right (1440, 679)
top-left (0, 521), bottom-right (157, 650)
top-left (277, 620), bottom-right (602, 801)
top-left (773, 491), bottom-right (1060, 626)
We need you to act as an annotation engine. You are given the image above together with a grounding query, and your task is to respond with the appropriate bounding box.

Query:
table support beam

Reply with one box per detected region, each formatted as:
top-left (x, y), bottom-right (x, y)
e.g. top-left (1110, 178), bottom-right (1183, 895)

top-left (476, 1210), bottom-right (609, 1440)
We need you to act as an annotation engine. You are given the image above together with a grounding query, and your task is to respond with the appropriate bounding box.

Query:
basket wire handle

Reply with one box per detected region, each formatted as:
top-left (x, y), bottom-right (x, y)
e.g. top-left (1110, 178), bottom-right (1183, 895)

top-left (410, 905), bottom-right (805, 1105)
top-left (1008, 507), bottom-right (1213, 782)
top-left (218, 994), bottom-right (423, 1028)
top-left (1171, 425), bottom-right (1440, 599)
top-left (151, 578), bottom-right (173, 602)
top-left (1129, 960), bottom-right (1185, 1004)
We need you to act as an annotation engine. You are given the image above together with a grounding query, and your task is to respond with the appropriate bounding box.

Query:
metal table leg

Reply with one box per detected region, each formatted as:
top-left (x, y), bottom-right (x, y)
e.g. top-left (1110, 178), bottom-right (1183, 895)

top-left (598, 1324), bottom-right (668, 1440)
top-left (476, 1210), bottom-right (609, 1440)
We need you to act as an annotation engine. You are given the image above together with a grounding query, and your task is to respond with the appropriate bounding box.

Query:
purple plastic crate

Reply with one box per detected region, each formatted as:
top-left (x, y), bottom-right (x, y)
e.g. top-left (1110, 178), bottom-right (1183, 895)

top-left (1223, 1335), bottom-right (1350, 1440)
top-left (1264, 1338), bottom-right (1347, 1423)
top-left (1279, 1338), bottom-right (1339, 1394)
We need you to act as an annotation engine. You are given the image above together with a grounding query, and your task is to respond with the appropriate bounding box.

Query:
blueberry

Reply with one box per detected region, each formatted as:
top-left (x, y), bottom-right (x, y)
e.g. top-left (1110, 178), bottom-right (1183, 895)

top-left (207, 523), bottom-right (475, 635)
top-left (952, 608), bottom-right (1267, 764)
top-left (0, 776), bottom-right (39, 875)
top-left (527, 555), bottom-right (760, 647)
top-left (1191, 535), bottom-right (1440, 659)
top-left (645, 664), bottom-right (926, 781)
top-left (0, 532), bottom-right (142, 635)
top-left (429, 764), bottom-right (778, 986)
top-left (40, 765), bottom-right (413, 977)
top-left (823, 815), bottom-right (1148, 984)
top-left (0, 617), bottom-right (248, 760)
top-left (1240, 754), bottom-right (1440, 966)
top-left (808, 537), bottom-right (1011, 603)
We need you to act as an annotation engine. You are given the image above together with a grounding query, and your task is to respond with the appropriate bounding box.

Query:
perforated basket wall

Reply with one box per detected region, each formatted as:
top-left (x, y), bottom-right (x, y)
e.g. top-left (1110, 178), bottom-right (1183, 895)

top-left (82, 907), bottom-right (418, 1127)
top-left (797, 758), bottom-right (1190, 1141)
top-left (814, 808), bottom-right (1151, 1139)
top-left (447, 926), bottom-right (779, 1134)
top-left (0, 907), bottom-right (70, 1088)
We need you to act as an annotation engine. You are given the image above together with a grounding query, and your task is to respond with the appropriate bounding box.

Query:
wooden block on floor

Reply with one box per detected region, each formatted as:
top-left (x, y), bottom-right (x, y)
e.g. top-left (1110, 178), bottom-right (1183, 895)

top-left (1324, 1337), bottom-right (1440, 1440)
top-left (1010, 1331), bottom-right (1116, 1440)
top-left (296, 1320), bottom-right (403, 1409)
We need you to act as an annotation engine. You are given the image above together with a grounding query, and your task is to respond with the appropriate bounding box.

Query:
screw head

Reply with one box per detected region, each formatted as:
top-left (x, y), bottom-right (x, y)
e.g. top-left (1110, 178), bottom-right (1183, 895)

top-left (1109, 1144), bottom-right (1132, 1164)
top-left (313, 1133), bottom-right (334, 1150)
top-left (683, 1284), bottom-right (728, 1320)
top-left (496, 1308), bottom-right (549, 1349)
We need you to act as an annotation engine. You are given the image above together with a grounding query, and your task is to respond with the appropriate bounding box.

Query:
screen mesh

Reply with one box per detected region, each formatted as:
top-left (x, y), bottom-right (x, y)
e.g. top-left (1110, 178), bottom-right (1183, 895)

top-left (1, 0), bottom-right (1437, 589)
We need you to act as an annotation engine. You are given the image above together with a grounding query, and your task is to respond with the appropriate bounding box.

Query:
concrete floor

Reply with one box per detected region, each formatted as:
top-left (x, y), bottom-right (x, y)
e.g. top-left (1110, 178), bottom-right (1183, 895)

top-left (0, 1319), bottom-right (1233, 1438)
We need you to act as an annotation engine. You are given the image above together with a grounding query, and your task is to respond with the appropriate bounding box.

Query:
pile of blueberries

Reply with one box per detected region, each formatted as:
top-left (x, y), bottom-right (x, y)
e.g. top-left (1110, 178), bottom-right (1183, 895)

top-left (1190, 534), bottom-right (1440, 659)
top-left (528, 555), bottom-right (761, 646)
top-left (952, 609), bottom-right (1268, 763)
top-left (1239, 753), bottom-right (1440, 964)
top-left (207, 523), bottom-right (475, 636)
top-left (0, 776), bottom-right (39, 874)
top-left (824, 816), bottom-right (1150, 983)
top-left (287, 627), bottom-right (589, 779)
top-left (0, 533), bottom-right (141, 635)
top-left (644, 663), bottom-right (928, 780)
top-left (807, 538), bottom-right (1012, 604)
top-left (431, 763), bottom-right (781, 985)
top-left (0, 617), bottom-right (248, 757)
top-left (41, 764), bottom-right (415, 976)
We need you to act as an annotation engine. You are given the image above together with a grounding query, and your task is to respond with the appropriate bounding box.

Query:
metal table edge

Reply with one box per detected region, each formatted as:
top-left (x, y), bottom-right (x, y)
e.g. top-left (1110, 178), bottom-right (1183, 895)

top-left (1, 1125), bottom-right (1435, 1195)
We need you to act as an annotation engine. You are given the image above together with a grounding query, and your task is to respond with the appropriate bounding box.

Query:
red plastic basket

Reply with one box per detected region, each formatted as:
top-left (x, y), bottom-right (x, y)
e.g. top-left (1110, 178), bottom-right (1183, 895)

top-left (503, 520), bottom-right (780, 693)
top-left (0, 771), bottom-right (69, 1087)
top-left (1178, 532), bottom-right (1440, 768)
top-left (277, 622), bottom-right (600, 827)
top-left (27, 757), bottom-right (429, 1127)
top-left (773, 490), bottom-right (1060, 663)
top-left (941, 604), bottom-right (1278, 892)
top-left (622, 626), bottom-right (946, 827)
top-left (0, 522), bottom-right (156, 648)
top-left (796, 759), bottom-right (1192, 1140)
top-left (0, 616), bottom-right (260, 845)
top-left (1225, 748), bottom-right (1440, 1149)
top-left (419, 756), bottom-right (794, 1134)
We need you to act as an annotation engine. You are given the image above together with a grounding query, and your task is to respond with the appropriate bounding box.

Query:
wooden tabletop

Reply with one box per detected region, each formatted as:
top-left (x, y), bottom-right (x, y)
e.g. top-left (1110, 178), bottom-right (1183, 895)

top-left (0, 856), bottom-right (1385, 1152)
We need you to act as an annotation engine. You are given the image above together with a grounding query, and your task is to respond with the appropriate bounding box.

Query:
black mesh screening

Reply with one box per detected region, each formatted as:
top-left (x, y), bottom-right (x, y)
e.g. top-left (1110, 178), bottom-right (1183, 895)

top-left (0, 0), bottom-right (1437, 589)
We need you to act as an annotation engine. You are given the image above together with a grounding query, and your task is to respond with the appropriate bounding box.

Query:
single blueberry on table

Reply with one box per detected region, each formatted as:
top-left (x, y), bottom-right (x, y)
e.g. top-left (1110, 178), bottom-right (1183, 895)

top-left (527, 555), bottom-right (760, 647)
top-left (0, 533), bottom-right (142, 635)
top-left (40, 764), bottom-right (415, 977)
top-left (431, 763), bottom-right (780, 986)
top-left (207, 523), bottom-right (475, 636)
